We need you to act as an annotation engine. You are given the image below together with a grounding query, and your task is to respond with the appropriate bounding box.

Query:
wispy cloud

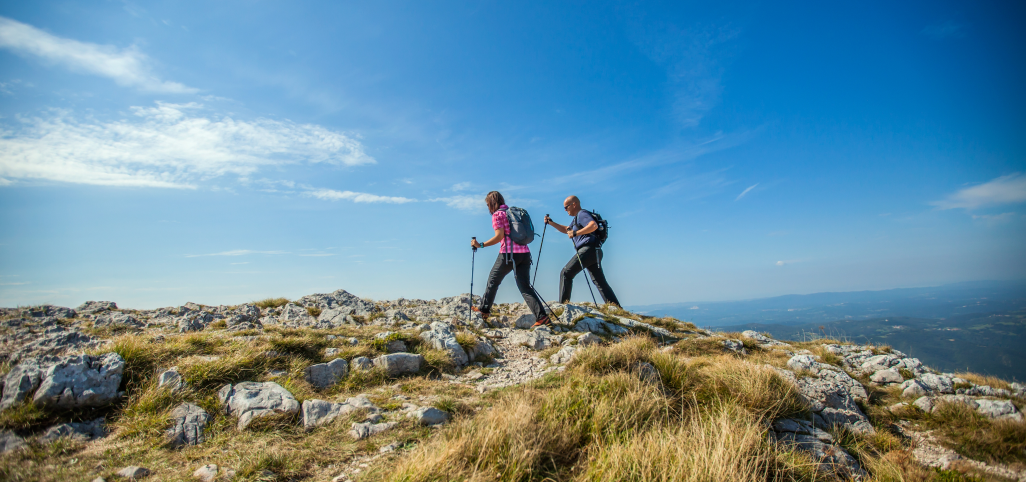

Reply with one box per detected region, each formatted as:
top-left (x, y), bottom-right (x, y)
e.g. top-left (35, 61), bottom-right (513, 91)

top-left (922, 21), bottom-right (964, 40)
top-left (0, 16), bottom-right (196, 93)
top-left (735, 183), bottom-right (758, 201)
top-left (775, 259), bottom-right (801, 266)
top-left (185, 250), bottom-right (289, 258)
top-left (297, 253), bottom-right (337, 257)
top-left (450, 182), bottom-right (472, 192)
top-left (972, 212), bottom-right (1018, 226)
top-left (303, 188), bottom-right (415, 204)
top-left (931, 173), bottom-right (1026, 210)
top-left (624, 17), bottom-right (740, 128)
top-left (0, 102), bottom-right (374, 188)
top-left (430, 194), bottom-right (485, 212)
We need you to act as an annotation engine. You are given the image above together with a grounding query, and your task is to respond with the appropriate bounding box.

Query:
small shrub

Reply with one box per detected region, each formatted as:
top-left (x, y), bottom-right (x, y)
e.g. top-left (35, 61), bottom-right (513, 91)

top-left (0, 401), bottom-right (54, 431)
top-left (672, 337), bottom-right (729, 358)
top-left (306, 306), bottom-right (322, 317)
top-left (898, 368), bottom-right (914, 380)
top-left (370, 332), bottom-right (406, 352)
top-left (208, 319), bottom-right (227, 329)
top-left (954, 372), bottom-right (1012, 391)
top-left (454, 332), bottom-right (478, 353)
top-left (419, 347), bottom-right (456, 375)
top-left (253, 297), bottom-right (289, 309)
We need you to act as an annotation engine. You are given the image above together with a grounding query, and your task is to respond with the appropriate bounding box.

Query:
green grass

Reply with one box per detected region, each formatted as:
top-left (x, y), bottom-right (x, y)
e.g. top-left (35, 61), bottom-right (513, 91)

top-left (926, 400), bottom-right (1026, 465)
top-left (253, 297), bottom-right (289, 309)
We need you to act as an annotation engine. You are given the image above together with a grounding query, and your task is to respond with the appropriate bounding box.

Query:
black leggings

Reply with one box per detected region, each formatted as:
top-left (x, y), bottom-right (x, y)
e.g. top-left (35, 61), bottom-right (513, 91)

top-left (559, 245), bottom-right (620, 306)
top-left (477, 252), bottom-right (546, 319)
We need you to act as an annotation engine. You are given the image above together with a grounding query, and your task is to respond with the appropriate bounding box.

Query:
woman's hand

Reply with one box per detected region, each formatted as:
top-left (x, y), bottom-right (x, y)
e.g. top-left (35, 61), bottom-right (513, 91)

top-left (472, 238), bottom-right (482, 248)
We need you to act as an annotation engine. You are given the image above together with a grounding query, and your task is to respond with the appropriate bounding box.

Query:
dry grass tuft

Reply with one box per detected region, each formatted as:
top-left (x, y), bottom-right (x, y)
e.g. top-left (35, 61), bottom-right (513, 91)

top-left (927, 401), bottom-right (1026, 465)
top-left (254, 297), bottom-right (289, 309)
top-left (952, 372), bottom-right (1012, 391)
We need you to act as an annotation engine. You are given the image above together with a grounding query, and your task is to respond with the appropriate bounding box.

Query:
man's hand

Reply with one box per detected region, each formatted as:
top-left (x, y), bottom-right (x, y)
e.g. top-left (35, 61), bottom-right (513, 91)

top-left (567, 230), bottom-right (575, 239)
top-left (544, 215), bottom-right (552, 225)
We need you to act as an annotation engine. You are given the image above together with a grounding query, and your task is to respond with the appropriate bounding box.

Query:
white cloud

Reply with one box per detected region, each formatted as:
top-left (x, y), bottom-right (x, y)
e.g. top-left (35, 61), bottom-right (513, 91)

top-left (304, 188), bottom-right (415, 204)
top-left (776, 259), bottom-right (801, 266)
top-left (0, 102), bottom-right (375, 188)
top-left (931, 173), bottom-right (1026, 210)
top-left (185, 250), bottom-right (289, 257)
top-left (430, 195), bottom-right (485, 212)
top-left (735, 183), bottom-right (758, 201)
top-left (450, 182), bottom-right (471, 191)
top-left (972, 212), bottom-right (1017, 225)
top-left (0, 16), bottom-right (196, 93)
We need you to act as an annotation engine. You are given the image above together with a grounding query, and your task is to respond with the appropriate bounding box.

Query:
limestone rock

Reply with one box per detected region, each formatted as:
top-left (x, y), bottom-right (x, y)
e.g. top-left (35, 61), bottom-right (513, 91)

top-left (157, 367), bottom-right (185, 391)
top-left (93, 312), bottom-right (142, 328)
top-left (302, 399), bottom-right (361, 431)
top-left (772, 419), bottom-right (865, 479)
top-left (167, 403), bottom-right (211, 447)
top-left (779, 355), bottom-right (873, 435)
top-left (372, 353), bottom-right (424, 376)
top-left (28, 305), bottom-right (77, 319)
top-left (741, 330), bottom-right (788, 346)
top-left (1, 358), bottom-right (45, 410)
top-left (975, 399), bottom-right (1023, 421)
top-left (409, 406), bottom-right (450, 426)
top-left (32, 353), bottom-right (125, 409)
top-left (279, 303), bottom-right (315, 325)
top-left (351, 356), bottom-right (373, 371)
top-left (577, 332), bottom-right (601, 346)
top-left (513, 314), bottom-right (536, 329)
top-left (218, 381), bottom-right (300, 430)
top-left (465, 339), bottom-right (498, 362)
top-left (549, 346), bottom-right (577, 365)
top-left (722, 339), bottom-right (748, 355)
top-left (419, 322), bottom-right (469, 366)
top-left (510, 331), bottom-right (554, 351)
top-left (304, 358), bottom-right (349, 389)
top-left (614, 316), bottom-right (675, 340)
top-left (40, 418), bottom-right (106, 443)
top-left (918, 373), bottom-right (954, 394)
top-left (349, 421), bottom-right (396, 440)
top-left (177, 313), bottom-right (213, 333)
top-left (573, 317), bottom-right (629, 336)
top-left (0, 430), bottom-right (27, 453)
top-left (870, 368), bottom-right (903, 384)
top-left (115, 466), bottom-right (151, 480)
top-left (901, 379), bottom-right (930, 398)
top-left (562, 304), bottom-right (599, 322)
top-left (193, 465), bottom-right (218, 482)
top-left (76, 301), bottom-right (117, 314)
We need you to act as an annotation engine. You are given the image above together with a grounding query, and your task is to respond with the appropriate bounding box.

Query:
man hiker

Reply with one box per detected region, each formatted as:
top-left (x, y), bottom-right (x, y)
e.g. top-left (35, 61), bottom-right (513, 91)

top-left (543, 196), bottom-right (621, 307)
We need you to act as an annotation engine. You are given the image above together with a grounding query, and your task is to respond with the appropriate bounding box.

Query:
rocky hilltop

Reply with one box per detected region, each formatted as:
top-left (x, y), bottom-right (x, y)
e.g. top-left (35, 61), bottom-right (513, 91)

top-left (1, 289), bottom-right (1024, 481)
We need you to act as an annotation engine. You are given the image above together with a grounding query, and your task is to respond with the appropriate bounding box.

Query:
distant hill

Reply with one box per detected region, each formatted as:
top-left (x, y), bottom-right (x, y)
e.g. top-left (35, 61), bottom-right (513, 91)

top-left (717, 310), bottom-right (1026, 381)
top-left (628, 280), bottom-right (1026, 327)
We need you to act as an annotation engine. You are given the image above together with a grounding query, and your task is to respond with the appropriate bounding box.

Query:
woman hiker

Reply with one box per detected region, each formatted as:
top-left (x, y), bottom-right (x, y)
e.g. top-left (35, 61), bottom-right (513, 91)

top-left (470, 191), bottom-right (551, 328)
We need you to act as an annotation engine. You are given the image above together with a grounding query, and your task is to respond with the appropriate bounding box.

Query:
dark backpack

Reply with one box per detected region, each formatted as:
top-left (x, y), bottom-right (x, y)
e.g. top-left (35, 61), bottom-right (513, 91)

top-left (499, 206), bottom-right (536, 245)
top-left (586, 209), bottom-right (609, 246)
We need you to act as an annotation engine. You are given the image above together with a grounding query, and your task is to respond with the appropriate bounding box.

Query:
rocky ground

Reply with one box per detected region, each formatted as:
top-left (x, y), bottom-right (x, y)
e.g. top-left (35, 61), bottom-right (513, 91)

top-left (0, 289), bottom-right (1024, 481)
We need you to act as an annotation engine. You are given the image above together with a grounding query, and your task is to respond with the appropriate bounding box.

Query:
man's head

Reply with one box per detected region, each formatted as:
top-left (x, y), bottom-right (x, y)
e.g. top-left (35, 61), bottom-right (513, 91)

top-left (563, 196), bottom-right (581, 216)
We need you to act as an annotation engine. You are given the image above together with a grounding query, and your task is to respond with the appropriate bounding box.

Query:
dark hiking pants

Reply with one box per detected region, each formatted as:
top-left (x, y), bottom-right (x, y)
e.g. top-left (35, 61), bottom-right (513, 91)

top-left (477, 252), bottom-right (547, 319)
top-left (559, 245), bottom-right (620, 306)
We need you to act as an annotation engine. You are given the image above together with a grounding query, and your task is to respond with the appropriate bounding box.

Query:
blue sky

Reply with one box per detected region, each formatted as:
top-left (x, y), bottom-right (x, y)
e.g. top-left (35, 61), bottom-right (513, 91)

top-left (0, 0), bottom-right (1023, 309)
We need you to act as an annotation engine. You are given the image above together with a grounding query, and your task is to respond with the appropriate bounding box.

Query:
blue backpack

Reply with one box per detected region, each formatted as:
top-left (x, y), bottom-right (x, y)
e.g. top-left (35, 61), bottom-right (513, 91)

top-left (499, 206), bottom-right (535, 245)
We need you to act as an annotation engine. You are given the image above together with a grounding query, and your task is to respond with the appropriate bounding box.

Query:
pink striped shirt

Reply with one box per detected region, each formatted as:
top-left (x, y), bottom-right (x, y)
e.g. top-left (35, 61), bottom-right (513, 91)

top-left (492, 205), bottom-right (531, 254)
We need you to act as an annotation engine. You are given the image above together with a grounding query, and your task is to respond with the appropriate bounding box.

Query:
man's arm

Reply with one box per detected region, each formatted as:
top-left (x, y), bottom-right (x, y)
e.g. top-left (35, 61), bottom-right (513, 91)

top-left (543, 215), bottom-right (569, 234)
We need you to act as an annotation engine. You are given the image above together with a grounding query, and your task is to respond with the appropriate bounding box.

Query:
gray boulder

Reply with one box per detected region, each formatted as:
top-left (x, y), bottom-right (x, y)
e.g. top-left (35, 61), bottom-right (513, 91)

top-left (115, 466), bottom-right (150, 480)
top-left (771, 418), bottom-right (865, 479)
top-left (741, 330), bottom-right (788, 347)
top-left (76, 301), bottom-right (117, 314)
top-left (419, 322), bottom-right (469, 366)
top-left (918, 373), bottom-right (955, 394)
top-left (167, 403), bottom-right (210, 447)
top-left (901, 379), bottom-right (930, 398)
top-left (614, 316), bottom-right (675, 340)
top-left (372, 353), bottom-right (424, 376)
top-left (218, 381), bottom-right (300, 430)
top-left (93, 312), bottom-right (142, 328)
top-left (722, 339), bottom-right (748, 355)
top-left (302, 399), bottom-right (363, 430)
top-left (562, 304), bottom-right (599, 322)
top-left (304, 358), bottom-right (349, 389)
top-left (317, 308), bottom-right (351, 326)
top-left (573, 317), bottom-right (628, 336)
top-left (975, 399), bottom-right (1023, 421)
top-left (349, 421), bottom-right (396, 440)
top-left (157, 367), bottom-right (185, 391)
top-left (510, 331), bottom-right (554, 351)
top-left (177, 313), bottom-right (213, 333)
top-left (29, 305), bottom-right (77, 319)
top-left (465, 339), bottom-right (498, 362)
top-left (10, 331), bottom-right (95, 362)
top-left (860, 354), bottom-right (899, 373)
top-left (577, 332), bottom-right (601, 346)
top-left (549, 346), bottom-right (577, 365)
top-left (0, 430), bottom-right (26, 453)
top-left (40, 418), bottom-right (106, 443)
top-left (513, 314), bottom-right (536, 329)
top-left (409, 406), bottom-right (450, 426)
top-left (32, 353), bottom-right (125, 409)
top-left (780, 355), bottom-right (873, 434)
top-left (279, 303), bottom-right (315, 325)
top-left (870, 368), bottom-right (903, 384)
top-left (1, 358), bottom-right (46, 410)
top-left (351, 356), bottom-right (374, 371)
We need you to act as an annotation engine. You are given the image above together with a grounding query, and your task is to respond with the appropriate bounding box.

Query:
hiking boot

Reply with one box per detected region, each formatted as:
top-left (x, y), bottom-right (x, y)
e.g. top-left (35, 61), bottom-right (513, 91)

top-left (471, 306), bottom-right (490, 321)
top-left (531, 316), bottom-right (551, 328)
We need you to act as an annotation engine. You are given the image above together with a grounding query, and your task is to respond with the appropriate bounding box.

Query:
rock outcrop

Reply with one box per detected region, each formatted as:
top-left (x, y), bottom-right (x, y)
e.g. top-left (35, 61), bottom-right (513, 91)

top-left (218, 382), bottom-right (300, 430)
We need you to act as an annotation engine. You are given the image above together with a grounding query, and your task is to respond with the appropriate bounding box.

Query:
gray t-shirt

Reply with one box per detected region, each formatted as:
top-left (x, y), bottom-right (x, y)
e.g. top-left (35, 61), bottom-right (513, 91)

top-left (570, 210), bottom-right (598, 249)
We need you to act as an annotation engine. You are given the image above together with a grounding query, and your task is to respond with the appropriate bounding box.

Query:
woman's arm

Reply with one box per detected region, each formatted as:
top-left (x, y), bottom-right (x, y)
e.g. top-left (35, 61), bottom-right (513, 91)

top-left (472, 227), bottom-right (505, 248)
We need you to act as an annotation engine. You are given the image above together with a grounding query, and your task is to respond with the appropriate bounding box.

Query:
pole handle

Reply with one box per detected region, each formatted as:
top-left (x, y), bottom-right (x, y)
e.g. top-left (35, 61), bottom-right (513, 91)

top-left (472, 236), bottom-right (477, 251)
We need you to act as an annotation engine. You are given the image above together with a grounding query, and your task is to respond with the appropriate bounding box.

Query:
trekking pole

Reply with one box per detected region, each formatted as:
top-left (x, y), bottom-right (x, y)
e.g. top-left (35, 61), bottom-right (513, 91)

top-left (571, 237), bottom-right (600, 306)
top-left (469, 237), bottom-right (477, 325)
top-left (532, 215), bottom-right (549, 286)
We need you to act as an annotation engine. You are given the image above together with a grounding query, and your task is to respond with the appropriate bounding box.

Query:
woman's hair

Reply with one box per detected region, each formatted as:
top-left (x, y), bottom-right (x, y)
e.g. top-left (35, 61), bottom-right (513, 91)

top-left (485, 191), bottom-right (505, 214)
